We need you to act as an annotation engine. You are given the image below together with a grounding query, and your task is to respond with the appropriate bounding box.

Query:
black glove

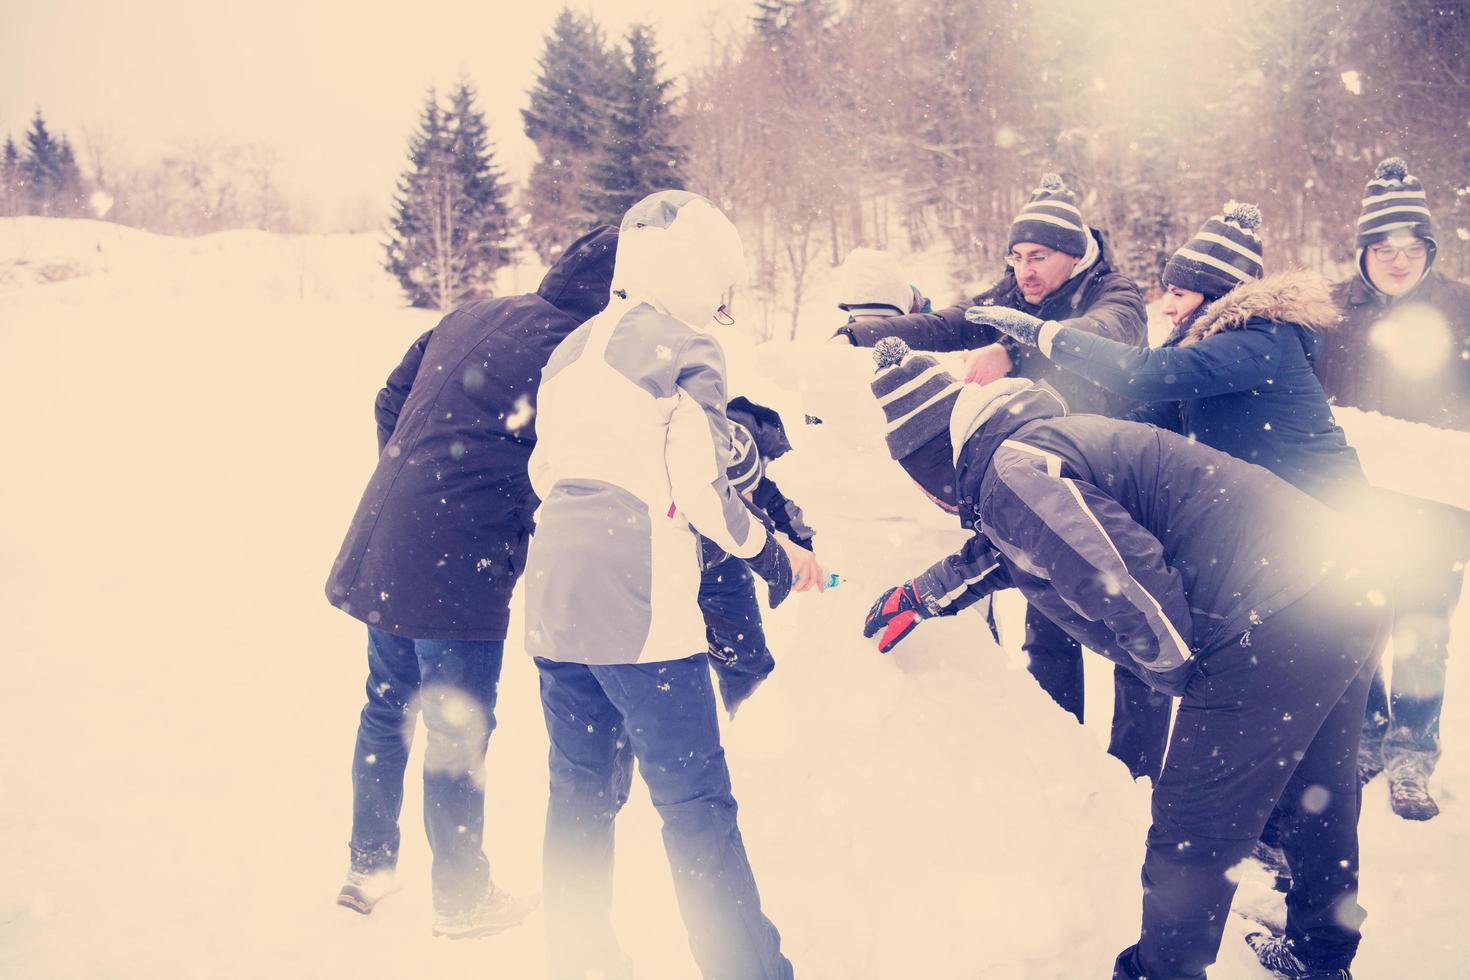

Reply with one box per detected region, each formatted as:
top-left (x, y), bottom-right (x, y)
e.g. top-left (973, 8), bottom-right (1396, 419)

top-left (863, 580), bottom-right (927, 653)
top-left (745, 534), bottom-right (793, 609)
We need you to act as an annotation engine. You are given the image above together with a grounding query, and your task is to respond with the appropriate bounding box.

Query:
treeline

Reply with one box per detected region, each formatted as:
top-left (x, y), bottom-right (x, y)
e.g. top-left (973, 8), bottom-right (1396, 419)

top-left (1, 111), bottom-right (88, 218)
top-left (1, 107), bottom-right (294, 235)
top-left (384, 11), bottom-right (685, 308)
top-left (671, 0), bottom-right (1470, 337)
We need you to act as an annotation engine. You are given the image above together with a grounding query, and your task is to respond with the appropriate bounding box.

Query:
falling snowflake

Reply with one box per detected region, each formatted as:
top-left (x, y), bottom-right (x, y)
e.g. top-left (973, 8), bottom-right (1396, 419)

top-left (506, 394), bottom-right (534, 431)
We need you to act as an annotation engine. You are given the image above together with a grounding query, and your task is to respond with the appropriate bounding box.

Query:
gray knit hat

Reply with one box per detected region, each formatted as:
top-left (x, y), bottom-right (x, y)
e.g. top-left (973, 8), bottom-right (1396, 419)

top-left (1009, 173), bottom-right (1089, 257)
top-left (1356, 157), bottom-right (1435, 250)
top-left (870, 338), bottom-right (963, 460)
top-left (1163, 201), bottom-right (1265, 300)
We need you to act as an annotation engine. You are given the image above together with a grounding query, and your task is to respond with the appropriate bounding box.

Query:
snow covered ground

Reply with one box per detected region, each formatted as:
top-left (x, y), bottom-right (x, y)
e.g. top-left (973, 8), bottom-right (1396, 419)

top-left (2, 217), bottom-right (1468, 978)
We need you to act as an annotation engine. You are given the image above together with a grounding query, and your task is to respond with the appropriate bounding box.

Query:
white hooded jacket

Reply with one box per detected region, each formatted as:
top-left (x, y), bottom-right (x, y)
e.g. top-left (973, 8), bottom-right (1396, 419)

top-left (523, 191), bottom-right (766, 665)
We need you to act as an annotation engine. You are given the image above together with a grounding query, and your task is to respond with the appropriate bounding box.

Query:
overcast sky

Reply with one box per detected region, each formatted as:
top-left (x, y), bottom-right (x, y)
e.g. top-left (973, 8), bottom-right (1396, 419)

top-left (1, 1), bottom-right (748, 229)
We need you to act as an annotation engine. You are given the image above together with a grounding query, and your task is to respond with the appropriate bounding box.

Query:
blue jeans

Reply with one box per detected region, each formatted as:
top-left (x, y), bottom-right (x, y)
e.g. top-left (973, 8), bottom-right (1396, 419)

top-left (700, 554), bottom-right (776, 716)
top-left (349, 627), bottom-right (504, 914)
top-left (536, 654), bottom-right (792, 980)
top-left (1358, 488), bottom-right (1470, 773)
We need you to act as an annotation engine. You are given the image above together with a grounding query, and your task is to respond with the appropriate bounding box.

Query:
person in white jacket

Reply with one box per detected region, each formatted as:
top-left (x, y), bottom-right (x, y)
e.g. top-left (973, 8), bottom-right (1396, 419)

top-left (524, 190), bottom-right (796, 980)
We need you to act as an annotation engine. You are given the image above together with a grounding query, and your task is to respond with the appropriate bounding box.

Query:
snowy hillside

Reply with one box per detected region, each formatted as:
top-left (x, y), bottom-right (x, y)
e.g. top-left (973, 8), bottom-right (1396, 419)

top-left (2, 218), bottom-right (1467, 979)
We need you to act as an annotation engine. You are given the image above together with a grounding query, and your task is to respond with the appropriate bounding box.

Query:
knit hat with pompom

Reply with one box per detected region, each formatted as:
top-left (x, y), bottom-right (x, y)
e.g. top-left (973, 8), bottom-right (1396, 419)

top-left (1163, 201), bottom-right (1266, 300)
top-left (1008, 172), bottom-right (1090, 257)
top-left (870, 337), bottom-right (963, 462)
top-left (1356, 156), bottom-right (1435, 251)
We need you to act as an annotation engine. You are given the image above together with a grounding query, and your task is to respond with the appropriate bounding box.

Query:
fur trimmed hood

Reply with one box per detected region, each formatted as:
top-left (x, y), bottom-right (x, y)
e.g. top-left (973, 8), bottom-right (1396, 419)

top-left (1180, 269), bottom-right (1339, 346)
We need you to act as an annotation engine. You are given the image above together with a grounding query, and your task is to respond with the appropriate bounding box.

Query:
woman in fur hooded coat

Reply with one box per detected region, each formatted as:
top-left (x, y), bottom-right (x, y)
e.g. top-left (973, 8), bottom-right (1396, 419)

top-left (967, 202), bottom-right (1368, 505)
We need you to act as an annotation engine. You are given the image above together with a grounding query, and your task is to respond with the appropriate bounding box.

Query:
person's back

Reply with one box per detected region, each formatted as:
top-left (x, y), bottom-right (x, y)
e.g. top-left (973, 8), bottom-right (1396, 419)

top-left (954, 387), bottom-right (1345, 693)
top-left (523, 191), bottom-right (794, 980)
top-left (324, 225), bottom-right (617, 935)
top-left (327, 226), bottom-right (618, 639)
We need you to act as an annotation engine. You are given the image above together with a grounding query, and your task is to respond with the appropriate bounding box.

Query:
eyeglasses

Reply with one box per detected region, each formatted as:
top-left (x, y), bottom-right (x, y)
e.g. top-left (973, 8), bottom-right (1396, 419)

top-left (1005, 249), bottom-right (1056, 269)
top-left (713, 304), bottom-right (735, 325)
top-left (1368, 243), bottom-right (1428, 262)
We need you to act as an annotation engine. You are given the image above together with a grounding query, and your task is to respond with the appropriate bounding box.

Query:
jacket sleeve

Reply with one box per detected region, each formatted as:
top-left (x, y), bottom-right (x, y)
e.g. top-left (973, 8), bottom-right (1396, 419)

top-left (913, 533), bottom-right (1012, 617)
top-left (666, 333), bottom-right (770, 560)
top-left (375, 329), bottom-right (433, 452)
top-left (751, 476), bottom-right (815, 548)
top-left (1046, 321), bottom-right (1279, 402)
top-left (984, 447), bottom-right (1195, 682)
top-left (1121, 399), bottom-right (1184, 434)
top-left (1055, 273), bottom-right (1148, 344)
top-left (842, 302), bottom-right (998, 352)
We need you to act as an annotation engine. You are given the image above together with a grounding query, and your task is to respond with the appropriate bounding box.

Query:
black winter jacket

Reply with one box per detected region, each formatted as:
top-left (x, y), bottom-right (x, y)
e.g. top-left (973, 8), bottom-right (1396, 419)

top-left (842, 229), bottom-right (1147, 417)
top-left (912, 386), bottom-right (1347, 696)
top-left (325, 226), bottom-right (618, 640)
top-left (1315, 270), bottom-right (1470, 432)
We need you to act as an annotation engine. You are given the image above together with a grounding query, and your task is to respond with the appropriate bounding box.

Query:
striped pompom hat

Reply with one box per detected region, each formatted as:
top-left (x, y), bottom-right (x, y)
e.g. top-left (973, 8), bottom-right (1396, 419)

top-left (1162, 201), bottom-right (1265, 300)
top-left (1356, 156), bottom-right (1435, 249)
top-left (1009, 172), bottom-right (1089, 257)
top-left (870, 337), bottom-right (962, 461)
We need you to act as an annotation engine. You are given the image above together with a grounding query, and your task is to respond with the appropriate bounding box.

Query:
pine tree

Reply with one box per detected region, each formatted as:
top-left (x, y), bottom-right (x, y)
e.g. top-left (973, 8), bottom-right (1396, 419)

top-left (385, 85), bottom-right (518, 310)
top-left (0, 136), bottom-right (22, 217)
top-left (445, 81), bottom-right (516, 295)
top-left (22, 110), bottom-right (63, 216)
top-left (55, 138), bottom-right (87, 216)
top-left (522, 8), bottom-right (618, 261)
top-left (580, 24), bottom-right (686, 228)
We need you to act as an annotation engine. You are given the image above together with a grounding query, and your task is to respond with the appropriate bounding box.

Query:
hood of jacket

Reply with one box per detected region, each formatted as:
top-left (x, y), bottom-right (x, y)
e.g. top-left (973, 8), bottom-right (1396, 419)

top-left (951, 382), bottom-right (1069, 524)
top-left (537, 224), bottom-right (619, 323)
top-left (609, 190), bottom-right (748, 329)
top-left (1180, 269), bottom-right (1338, 346)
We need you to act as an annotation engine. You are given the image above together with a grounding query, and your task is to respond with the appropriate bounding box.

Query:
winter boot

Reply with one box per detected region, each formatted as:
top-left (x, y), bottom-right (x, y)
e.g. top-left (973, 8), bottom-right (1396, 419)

top-left (1245, 932), bottom-right (1352, 978)
top-left (1386, 754), bottom-right (1440, 820)
top-left (336, 866), bottom-right (396, 915)
top-left (431, 888), bottom-right (538, 939)
top-left (1249, 839), bottom-right (1293, 893)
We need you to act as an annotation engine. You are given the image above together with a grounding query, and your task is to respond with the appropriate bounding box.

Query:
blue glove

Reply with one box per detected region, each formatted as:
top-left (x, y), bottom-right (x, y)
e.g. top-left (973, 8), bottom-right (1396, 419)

top-left (863, 581), bottom-right (927, 653)
top-left (965, 306), bottom-right (1046, 347)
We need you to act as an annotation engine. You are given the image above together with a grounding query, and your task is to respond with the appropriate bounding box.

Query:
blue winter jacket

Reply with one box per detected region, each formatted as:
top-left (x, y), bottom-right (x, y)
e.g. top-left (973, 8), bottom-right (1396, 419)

top-left (1042, 270), bottom-right (1366, 503)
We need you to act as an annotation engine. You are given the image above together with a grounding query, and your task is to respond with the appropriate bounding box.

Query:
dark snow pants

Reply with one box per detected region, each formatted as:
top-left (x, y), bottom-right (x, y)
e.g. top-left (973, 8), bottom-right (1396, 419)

top-left (349, 627), bottom-right (503, 913)
top-left (1114, 574), bottom-right (1385, 979)
top-left (536, 654), bottom-right (792, 980)
top-left (1359, 491), bottom-right (1470, 776)
top-left (700, 553), bottom-right (776, 717)
top-left (1024, 605), bottom-right (1172, 781)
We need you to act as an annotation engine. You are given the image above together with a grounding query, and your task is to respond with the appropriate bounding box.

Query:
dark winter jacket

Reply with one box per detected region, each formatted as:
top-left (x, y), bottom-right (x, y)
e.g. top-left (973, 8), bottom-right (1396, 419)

top-left (727, 396), bottom-right (816, 548)
top-left (912, 384), bottom-right (1347, 696)
top-left (1044, 270), bottom-right (1367, 503)
top-left (325, 226), bottom-right (618, 640)
top-left (841, 228), bottom-right (1147, 417)
top-left (1315, 270), bottom-right (1470, 432)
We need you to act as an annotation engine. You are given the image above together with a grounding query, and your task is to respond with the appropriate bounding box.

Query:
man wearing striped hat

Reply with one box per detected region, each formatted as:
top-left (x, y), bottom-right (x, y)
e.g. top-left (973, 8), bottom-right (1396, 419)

top-left (830, 172), bottom-right (1155, 781)
top-left (1315, 157), bottom-right (1470, 821)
